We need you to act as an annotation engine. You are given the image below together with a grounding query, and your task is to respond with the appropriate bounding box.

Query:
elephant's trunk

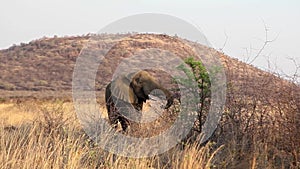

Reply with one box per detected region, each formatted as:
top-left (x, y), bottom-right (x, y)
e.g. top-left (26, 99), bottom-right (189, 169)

top-left (148, 83), bottom-right (174, 109)
top-left (159, 87), bottom-right (174, 109)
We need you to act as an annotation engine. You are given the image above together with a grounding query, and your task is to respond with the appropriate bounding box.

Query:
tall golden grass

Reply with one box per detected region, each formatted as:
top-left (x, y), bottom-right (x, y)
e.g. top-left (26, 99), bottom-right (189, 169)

top-left (0, 101), bottom-right (220, 169)
top-left (1, 97), bottom-right (299, 168)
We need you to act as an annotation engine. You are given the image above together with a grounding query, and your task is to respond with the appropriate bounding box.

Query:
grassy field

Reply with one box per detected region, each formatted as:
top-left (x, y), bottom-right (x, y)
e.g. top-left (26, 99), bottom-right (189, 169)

top-left (1, 99), bottom-right (299, 168)
top-left (0, 101), bottom-right (221, 169)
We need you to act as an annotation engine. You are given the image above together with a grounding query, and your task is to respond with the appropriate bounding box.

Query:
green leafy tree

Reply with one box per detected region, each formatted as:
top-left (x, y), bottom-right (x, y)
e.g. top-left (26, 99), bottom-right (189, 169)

top-left (176, 57), bottom-right (211, 132)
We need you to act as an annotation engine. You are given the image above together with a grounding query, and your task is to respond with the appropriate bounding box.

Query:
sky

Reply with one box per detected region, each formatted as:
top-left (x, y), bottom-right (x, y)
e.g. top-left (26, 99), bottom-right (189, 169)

top-left (1, 0), bottom-right (299, 78)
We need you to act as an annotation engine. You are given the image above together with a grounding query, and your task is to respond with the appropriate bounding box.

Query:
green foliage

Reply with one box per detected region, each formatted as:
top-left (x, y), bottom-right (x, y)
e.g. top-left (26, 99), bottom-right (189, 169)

top-left (176, 57), bottom-right (211, 98)
top-left (184, 57), bottom-right (211, 96)
top-left (176, 57), bottom-right (211, 132)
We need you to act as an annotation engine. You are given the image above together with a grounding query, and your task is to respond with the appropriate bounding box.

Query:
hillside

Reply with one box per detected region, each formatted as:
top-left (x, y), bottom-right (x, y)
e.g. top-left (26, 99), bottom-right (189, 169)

top-left (0, 35), bottom-right (87, 99)
top-left (0, 34), bottom-right (298, 103)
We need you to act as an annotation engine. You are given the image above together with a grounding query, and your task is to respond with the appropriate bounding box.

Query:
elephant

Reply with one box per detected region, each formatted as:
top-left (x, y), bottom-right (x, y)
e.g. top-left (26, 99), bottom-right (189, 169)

top-left (105, 70), bottom-right (174, 132)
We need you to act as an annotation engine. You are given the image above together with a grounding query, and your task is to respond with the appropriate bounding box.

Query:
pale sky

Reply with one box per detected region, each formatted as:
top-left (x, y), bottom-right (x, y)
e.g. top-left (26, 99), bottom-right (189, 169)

top-left (1, 0), bottom-right (299, 78)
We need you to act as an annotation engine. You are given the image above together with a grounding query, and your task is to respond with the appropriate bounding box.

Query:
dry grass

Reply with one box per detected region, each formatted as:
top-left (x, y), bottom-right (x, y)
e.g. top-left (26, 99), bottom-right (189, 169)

top-left (1, 97), bottom-right (299, 168)
top-left (0, 101), bottom-right (219, 169)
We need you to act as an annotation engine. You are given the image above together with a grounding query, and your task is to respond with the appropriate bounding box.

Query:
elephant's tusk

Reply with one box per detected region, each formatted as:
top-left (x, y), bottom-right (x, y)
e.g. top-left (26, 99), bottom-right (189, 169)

top-left (148, 94), bottom-right (157, 101)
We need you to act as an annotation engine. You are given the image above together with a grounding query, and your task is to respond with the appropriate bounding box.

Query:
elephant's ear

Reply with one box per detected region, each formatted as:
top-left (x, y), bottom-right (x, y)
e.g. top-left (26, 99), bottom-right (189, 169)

top-left (111, 75), bottom-right (136, 103)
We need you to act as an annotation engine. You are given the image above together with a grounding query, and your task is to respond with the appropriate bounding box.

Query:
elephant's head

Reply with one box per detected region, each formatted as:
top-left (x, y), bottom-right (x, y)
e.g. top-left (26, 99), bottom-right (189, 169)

top-left (130, 71), bottom-right (174, 109)
top-left (110, 70), bottom-right (174, 109)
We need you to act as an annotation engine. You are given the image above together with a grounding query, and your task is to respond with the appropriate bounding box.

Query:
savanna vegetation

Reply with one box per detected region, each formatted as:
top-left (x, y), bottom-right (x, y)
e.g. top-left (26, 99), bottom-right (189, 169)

top-left (0, 34), bottom-right (299, 168)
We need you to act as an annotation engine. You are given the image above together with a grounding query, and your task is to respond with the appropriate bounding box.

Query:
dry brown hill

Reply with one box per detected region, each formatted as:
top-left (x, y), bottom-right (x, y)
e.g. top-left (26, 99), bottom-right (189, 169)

top-left (1, 33), bottom-right (298, 134)
top-left (0, 34), bottom-right (298, 104)
top-left (0, 35), bottom-right (89, 99)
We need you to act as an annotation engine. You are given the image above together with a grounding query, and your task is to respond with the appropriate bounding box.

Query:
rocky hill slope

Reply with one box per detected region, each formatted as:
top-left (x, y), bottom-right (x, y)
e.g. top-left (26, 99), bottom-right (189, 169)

top-left (0, 34), bottom-right (298, 104)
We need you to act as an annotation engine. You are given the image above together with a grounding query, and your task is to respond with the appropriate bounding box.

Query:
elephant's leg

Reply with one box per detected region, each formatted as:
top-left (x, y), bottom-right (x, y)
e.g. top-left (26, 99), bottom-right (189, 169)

top-left (135, 101), bottom-right (143, 123)
top-left (117, 102), bottom-right (133, 132)
top-left (107, 100), bottom-right (122, 130)
top-left (132, 100), bottom-right (143, 111)
top-left (118, 116), bottom-right (130, 132)
top-left (108, 111), bottom-right (119, 127)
